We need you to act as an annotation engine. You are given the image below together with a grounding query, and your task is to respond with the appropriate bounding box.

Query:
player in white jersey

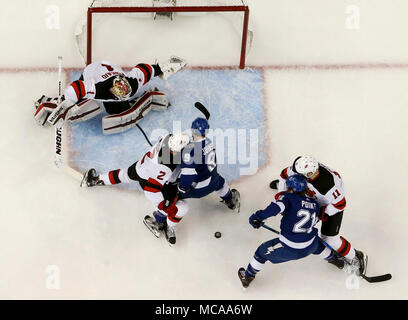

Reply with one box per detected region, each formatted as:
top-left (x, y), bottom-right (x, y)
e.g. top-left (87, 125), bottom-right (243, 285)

top-left (34, 57), bottom-right (186, 134)
top-left (269, 156), bottom-right (366, 274)
top-left (81, 132), bottom-right (190, 246)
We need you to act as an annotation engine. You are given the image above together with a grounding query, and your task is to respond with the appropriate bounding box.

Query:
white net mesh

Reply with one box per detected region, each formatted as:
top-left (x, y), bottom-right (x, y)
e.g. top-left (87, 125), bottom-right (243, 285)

top-left (75, 0), bottom-right (252, 67)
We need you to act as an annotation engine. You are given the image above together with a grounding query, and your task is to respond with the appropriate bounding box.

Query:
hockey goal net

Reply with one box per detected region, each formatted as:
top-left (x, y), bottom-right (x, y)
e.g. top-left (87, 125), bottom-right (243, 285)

top-left (75, 0), bottom-right (251, 68)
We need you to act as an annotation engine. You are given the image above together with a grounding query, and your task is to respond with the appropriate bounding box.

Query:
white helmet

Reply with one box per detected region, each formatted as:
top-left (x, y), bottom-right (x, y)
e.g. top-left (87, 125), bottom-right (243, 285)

top-left (168, 132), bottom-right (190, 153)
top-left (294, 156), bottom-right (319, 177)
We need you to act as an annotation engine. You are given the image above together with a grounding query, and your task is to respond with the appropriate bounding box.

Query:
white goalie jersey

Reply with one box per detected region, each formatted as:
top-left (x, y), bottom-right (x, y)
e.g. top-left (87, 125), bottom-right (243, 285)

top-left (64, 60), bottom-right (159, 103)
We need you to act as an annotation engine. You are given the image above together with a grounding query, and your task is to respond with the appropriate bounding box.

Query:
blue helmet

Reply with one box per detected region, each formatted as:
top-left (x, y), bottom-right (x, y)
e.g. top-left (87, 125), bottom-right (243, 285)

top-left (191, 117), bottom-right (209, 136)
top-left (286, 174), bottom-right (307, 192)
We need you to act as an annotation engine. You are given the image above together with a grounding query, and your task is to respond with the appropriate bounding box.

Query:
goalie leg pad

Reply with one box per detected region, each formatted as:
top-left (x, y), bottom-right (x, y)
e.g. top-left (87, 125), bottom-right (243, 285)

top-left (65, 99), bottom-right (102, 123)
top-left (149, 91), bottom-right (169, 111)
top-left (102, 90), bottom-right (168, 135)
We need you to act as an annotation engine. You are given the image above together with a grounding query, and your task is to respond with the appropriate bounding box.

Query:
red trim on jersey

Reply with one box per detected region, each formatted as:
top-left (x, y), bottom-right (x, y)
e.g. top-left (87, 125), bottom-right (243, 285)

top-left (333, 198), bottom-right (346, 210)
top-left (136, 65), bottom-right (148, 84)
top-left (143, 178), bottom-right (163, 193)
top-left (108, 170), bottom-right (121, 185)
top-left (144, 186), bottom-right (161, 193)
top-left (71, 80), bottom-right (85, 100)
top-left (274, 191), bottom-right (286, 201)
top-left (147, 178), bottom-right (162, 188)
top-left (280, 168), bottom-right (289, 179)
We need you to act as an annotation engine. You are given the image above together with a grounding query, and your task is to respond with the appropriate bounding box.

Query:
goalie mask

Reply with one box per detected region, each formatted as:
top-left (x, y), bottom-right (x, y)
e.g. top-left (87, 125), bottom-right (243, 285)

top-left (110, 75), bottom-right (131, 100)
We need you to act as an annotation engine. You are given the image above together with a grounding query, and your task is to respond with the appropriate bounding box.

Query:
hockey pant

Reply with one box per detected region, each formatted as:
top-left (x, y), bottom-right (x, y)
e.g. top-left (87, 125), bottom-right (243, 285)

top-left (320, 211), bottom-right (356, 260)
top-left (178, 173), bottom-right (232, 201)
top-left (245, 237), bottom-right (327, 278)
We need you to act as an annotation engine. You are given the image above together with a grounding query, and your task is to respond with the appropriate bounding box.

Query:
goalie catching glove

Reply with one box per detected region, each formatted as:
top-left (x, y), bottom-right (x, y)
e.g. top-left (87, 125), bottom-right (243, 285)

top-left (158, 56), bottom-right (187, 80)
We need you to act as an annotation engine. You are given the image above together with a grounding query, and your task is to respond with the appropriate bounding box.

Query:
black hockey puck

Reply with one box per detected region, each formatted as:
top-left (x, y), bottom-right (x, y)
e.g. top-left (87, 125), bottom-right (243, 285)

top-left (214, 231), bottom-right (222, 238)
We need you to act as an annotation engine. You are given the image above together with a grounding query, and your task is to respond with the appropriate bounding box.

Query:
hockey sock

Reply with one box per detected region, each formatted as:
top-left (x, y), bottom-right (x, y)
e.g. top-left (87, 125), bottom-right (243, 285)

top-left (153, 211), bottom-right (167, 223)
top-left (245, 256), bottom-right (266, 278)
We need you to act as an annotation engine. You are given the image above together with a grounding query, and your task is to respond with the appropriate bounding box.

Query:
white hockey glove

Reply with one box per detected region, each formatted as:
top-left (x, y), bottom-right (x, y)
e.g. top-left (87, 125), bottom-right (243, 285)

top-left (158, 56), bottom-right (187, 80)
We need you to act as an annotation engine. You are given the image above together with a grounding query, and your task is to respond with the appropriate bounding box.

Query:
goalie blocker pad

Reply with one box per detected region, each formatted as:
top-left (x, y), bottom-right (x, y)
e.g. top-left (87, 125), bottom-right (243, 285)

top-left (102, 90), bottom-right (169, 135)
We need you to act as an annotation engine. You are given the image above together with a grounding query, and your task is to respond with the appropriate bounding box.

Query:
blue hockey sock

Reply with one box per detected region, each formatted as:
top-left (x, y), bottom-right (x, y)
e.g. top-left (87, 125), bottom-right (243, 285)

top-left (153, 211), bottom-right (166, 223)
top-left (245, 256), bottom-right (266, 278)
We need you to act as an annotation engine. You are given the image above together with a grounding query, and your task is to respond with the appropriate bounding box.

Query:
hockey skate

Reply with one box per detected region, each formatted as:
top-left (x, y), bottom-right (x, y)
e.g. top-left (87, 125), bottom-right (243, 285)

top-left (164, 224), bottom-right (176, 246)
top-left (238, 267), bottom-right (254, 289)
top-left (353, 250), bottom-right (368, 276)
top-left (222, 189), bottom-right (241, 213)
top-left (143, 214), bottom-right (165, 238)
top-left (327, 254), bottom-right (345, 270)
top-left (80, 168), bottom-right (104, 187)
top-left (269, 179), bottom-right (279, 190)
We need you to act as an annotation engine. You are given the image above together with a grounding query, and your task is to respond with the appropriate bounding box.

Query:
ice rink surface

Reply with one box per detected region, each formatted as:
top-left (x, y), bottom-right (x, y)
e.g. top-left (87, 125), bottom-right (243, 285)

top-left (0, 0), bottom-right (407, 299)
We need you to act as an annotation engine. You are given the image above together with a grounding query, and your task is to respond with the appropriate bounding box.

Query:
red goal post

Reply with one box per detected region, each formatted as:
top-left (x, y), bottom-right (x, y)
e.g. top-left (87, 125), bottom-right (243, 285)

top-left (84, 1), bottom-right (250, 68)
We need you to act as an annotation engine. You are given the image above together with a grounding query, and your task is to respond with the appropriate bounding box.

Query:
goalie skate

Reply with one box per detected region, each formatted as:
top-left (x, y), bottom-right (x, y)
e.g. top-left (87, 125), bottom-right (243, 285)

top-left (143, 215), bottom-right (163, 238)
top-left (80, 168), bottom-right (104, 187)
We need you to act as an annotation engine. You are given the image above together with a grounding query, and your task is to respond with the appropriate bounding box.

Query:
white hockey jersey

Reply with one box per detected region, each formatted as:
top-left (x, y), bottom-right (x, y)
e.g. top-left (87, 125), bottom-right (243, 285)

top-left (136, 136), bottom-right (180, 188)
top-left (64, 60), bottom-right (158, 103)
top-left (276, 163), bottom-right (346, 216)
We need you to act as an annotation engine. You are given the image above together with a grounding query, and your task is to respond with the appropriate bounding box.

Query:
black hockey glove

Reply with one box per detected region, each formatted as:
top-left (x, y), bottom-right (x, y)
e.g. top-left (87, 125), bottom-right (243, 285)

top-left (161, 182), bottom-right (179, 208)
top-left (249, 212), bottom-right (264, 229)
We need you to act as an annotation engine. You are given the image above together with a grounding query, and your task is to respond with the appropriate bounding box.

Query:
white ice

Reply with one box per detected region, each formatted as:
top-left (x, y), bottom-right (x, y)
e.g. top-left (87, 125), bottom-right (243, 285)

top-left (0, 0), bottom-right (407, 299)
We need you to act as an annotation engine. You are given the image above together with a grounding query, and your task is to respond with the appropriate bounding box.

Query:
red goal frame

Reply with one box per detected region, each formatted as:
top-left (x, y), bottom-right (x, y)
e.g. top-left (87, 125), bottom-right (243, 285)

top-left (86, 5), bottom-right (250, 68)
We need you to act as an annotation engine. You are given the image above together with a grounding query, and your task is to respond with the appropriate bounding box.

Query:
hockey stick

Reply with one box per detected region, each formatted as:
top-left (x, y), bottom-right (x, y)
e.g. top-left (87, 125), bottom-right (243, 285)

top-left (194, 102), bottom-right (210, 120)
top-left (260, 223), bottom-right (392, 283)
top-left (54, 56), bottom-right (63, 168)
top-left (136, 123), bottom-right (153, 147)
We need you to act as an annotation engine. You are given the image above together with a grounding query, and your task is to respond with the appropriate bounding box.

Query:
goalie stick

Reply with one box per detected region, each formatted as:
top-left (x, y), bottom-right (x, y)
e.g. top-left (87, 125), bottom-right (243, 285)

top-left (260, 223), bottom-right (392, 283)
top-left (54, 56), bottom-right (63, 168)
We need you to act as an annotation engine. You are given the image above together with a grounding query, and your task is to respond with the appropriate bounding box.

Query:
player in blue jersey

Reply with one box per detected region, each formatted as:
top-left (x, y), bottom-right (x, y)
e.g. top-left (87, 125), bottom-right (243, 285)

top-left (238, 174), bottom-right (344, 288)
top-left (177, 117), bottom-right (240, 211)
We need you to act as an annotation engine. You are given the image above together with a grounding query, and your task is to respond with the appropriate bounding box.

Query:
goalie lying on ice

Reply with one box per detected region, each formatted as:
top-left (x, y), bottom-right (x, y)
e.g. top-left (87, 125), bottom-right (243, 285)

top-left (34, 56), bottom-right (187, 134)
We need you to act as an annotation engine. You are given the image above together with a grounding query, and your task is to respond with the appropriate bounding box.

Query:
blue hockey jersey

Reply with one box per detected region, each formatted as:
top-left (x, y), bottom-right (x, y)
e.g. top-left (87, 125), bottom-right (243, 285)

top-left (179, 137), bottom-right (217, 191)
top-left (256, 193), bottom-right (320, 249)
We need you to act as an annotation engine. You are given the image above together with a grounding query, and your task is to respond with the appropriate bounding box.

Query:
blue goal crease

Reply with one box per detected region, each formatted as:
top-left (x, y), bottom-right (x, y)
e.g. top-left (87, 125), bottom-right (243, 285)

top-left (68, 68), bottom-right (266, 191)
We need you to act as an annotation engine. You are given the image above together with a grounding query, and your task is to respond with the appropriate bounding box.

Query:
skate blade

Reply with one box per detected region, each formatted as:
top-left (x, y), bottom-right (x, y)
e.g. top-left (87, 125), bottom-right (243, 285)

top-left (235, 191), bottom-right (241, 213)
top-left (80, 170), bottom-right (89, 187)
top-left (143, 219), bottom-right (162, 238)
